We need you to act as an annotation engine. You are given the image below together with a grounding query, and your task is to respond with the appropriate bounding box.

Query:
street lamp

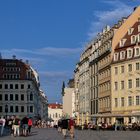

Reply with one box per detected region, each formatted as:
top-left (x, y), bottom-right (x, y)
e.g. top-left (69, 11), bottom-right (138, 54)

top-left (5, 104), bottom-right (8, 120)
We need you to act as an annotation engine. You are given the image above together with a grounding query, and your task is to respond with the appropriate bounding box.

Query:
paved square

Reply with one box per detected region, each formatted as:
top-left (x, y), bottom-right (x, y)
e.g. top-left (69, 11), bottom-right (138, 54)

top-left (0, 128), bottom-right (140, 140)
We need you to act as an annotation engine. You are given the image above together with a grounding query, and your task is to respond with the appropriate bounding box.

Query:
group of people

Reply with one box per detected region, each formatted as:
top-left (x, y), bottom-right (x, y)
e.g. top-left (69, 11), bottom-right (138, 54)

top-left (57, 117), bottom-right (75, 139)
top-left (0, 115), bottom-right (33, 137)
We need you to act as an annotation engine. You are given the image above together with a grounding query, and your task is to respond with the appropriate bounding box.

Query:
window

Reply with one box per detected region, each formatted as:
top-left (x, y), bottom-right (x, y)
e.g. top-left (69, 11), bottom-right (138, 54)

top-left (5, 105), bottom-right (8, 113)
top-left (128, 28), bottom-right (133, 35)
top-left (114, 67), bottom-right (118, 75)
top-left (131, 35), bottom-right (136, 44)
top-left (121, 66), bottom-right (124, 73)
top-left (15, 94), bottom-right (19, 101)
top-left (0, 106), bottom-right (2, 112)
top-left (120, 39), bottom-right (126, 47)
top-left (5, 94), bottom-right (8, 101)
top-left (128, 50), bottom-right (132, 58)
top-left (30, 93), bottom-right (33, 101)
top-left (120, 51), bottom-right (125, 59)
top-left (0, 84), bottom-right (2, 89)
top-left (121, 97), bottom-right (124, 107)
top-left (21, 94), bottom-right (24, 101)
top-left (128, 96), bottom-right (132, 106)
top-left (28, 84), bottom-right (31, 89)
top-left (0, 94), bottom-right (2, 101)
top-left (136, 78), bottom-right (140, 87)
top-left (136, 96), bottom-right (140, 105)
top-left (15, 84), bottom-right (18, 89)
top-left (115, 82), bottom-right (118, 90)
top-left (121, 81), bottom-right (124, 89)
top-left (128, 64), bottom-right (132, 72)
top-left (10, 94), bottom-right (13, 101)
top-left (136, 63), bottom-right (140, 70)
top-left (128, 79), bottom-right (132, 89)
top-left (115, 98), bottom-right (118, 107)
top-left (10, 106), bottom-right (13, 113)
top-left (10, 84), bottom-right (13, 89)
top-left (15, 106), bottom-right (19, 112)
top-left (21, 84), bottom-right (24, 89)
top-left (114, 53), bottom-right (118, 61)
top-left (30, 106), bottom-right (33, 113)
top-left (21, 106), bottom-right (24, 112)
top-left (55, 113), bottom-right (58, 118)
top-left (136, 48), bottom-right (140, 56)
top-left (5, 84), bottom-right (8, 89)
top-left (138, 25), bottom-right (140, 32)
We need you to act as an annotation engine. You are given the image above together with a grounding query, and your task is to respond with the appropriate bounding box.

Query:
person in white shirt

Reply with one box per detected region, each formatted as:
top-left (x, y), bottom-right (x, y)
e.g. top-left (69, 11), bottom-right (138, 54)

top-left (0, 116), bottom-right (6, 136)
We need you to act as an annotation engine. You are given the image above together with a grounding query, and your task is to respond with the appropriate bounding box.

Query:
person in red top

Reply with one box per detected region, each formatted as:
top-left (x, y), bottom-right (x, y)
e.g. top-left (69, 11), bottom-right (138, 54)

top-left (28, 117), bottom-right (33, 134)
top-left (68, 118), bottom-right (75, 139)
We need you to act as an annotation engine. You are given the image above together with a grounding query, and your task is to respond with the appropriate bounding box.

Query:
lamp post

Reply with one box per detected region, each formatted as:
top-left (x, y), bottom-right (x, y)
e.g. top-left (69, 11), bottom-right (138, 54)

top-left (5, 104), bottom-right (8, 120)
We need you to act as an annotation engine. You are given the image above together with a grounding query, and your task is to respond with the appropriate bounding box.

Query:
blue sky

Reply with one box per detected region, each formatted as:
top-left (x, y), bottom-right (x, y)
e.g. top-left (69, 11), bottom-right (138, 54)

top-left (0, 0), bottom-right (139, 103)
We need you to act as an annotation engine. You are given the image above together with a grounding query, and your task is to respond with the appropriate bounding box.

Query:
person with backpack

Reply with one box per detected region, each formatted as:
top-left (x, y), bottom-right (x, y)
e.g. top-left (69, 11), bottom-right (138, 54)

top-left (28, 117), bottom-right (33, 134)
top-left (13, 116), bottom-right (20, 137)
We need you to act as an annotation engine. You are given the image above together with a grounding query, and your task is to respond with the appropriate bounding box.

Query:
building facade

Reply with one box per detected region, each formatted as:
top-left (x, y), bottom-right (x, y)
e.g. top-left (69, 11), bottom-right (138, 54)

top-left (111, 7), bottom-right (140, 124)
top-left (0, 56), bottom-right (41, 119)
top-left (74, 6), bottom-right (140, 125)
top-left (39, 90), bottom-right (48, 121)
top-left (48, 103), bottom-right (62, 122)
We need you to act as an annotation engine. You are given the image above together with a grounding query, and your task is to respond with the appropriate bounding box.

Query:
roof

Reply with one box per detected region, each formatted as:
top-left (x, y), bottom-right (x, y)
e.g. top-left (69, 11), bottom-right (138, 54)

top-left (48, 103), bottom-right (62, 109)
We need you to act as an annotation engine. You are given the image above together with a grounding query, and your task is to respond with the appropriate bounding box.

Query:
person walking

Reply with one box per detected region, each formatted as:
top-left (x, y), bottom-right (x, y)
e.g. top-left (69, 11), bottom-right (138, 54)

top-left (22, 116), bottom-right (29, 136)
top-left (61, 118), bottom-right (68, 139)
top-left (0, 116), bottom-right (6, 136)
top-left (58, 119), bottom-right (62, 133)
top-left (13, 116), bottom-right (20, 137)
top-left (69, 118), bottom-right (75, 139)
top-left (28, 117), bottom-right (33, 134)
top-left (7, 116), bottom-right (14, 136)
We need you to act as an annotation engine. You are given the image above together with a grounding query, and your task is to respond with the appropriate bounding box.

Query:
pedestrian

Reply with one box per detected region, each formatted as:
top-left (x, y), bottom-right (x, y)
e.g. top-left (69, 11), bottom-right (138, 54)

top-left (28, 117), bottom-right (33, 134)
top-left (13, 116), bottom-right (20, 137)
top-left (21, 116), bottom-right (29, 136)
top-left (114, 121), bottom-right (118, 131)
top-left (61, 118), bottom-right (68, 139)
top-left (7, 116), bottom-right (14, 136)
top-left (0, 116), bottom-right (6, 136)
top-left (69, 118), bottom-right (75, 139)
top-left (58, 119), bottom-right (62, 132)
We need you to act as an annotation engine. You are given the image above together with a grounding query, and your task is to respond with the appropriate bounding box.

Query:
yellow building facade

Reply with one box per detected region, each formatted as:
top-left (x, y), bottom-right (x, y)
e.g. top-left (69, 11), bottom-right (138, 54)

top-left (111, 6), bottom-right (140, 124)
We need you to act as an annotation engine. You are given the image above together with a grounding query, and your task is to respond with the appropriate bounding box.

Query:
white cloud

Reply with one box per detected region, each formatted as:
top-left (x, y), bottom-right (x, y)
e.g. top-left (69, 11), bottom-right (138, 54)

top-left (88, 0), bottom-right (133, 39)
top-left (1, 47), bottom-right (83, 57)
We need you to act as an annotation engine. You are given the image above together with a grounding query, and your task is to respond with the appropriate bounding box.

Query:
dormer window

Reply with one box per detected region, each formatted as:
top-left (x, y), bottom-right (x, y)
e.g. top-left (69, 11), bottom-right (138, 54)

top-left (138, 34), bottom-right (140, 42)
top-left (120, 51), bottom-right (125, 60)
top-left (127, 48), bottom-right (133, 58)
top-left (128, 28), bottom-right (134, 35)
top-left (138, 25), bottom-right (140, 32)
top-left (120, 39), bottom-right (126, 47)
top-left (131, 35), bottom-right (136, 44)
top-left (114, 53), bottom-right (119, 61)
top-left (134, 47), bottom-right (140, 57)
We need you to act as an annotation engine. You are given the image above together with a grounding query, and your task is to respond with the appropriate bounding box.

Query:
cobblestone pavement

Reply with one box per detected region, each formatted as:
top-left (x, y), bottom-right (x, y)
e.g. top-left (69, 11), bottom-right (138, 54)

top-left (1, 128), bottom-right (140, 140)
